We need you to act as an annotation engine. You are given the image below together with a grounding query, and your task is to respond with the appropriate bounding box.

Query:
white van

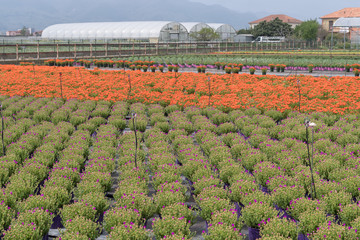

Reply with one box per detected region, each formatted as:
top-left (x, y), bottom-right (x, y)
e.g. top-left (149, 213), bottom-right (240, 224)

top-left (252, 36), bottom-right (285, 43)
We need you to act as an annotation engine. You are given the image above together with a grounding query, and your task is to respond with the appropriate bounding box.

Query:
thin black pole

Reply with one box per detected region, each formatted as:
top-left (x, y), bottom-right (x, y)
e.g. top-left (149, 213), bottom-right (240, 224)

top-left (305, 123), bottom-right (313, 199)
top-left (311, 127), bottom-right (316, 199)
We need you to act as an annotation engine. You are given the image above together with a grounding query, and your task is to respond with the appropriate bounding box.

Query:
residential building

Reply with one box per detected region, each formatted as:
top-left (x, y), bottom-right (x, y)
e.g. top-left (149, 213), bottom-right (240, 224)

top-left (320, 8), bottom-right (360, 32)
top-left (249, 14), bottom-right (302, 29)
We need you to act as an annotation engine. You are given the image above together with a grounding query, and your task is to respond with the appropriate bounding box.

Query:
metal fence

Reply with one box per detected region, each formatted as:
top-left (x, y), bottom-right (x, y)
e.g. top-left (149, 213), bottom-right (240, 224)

top-left (0, 39), bottom-right (357, 62)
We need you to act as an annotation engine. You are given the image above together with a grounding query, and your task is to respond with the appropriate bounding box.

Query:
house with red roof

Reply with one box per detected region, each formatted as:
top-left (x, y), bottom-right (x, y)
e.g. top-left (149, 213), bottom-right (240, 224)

top-left (320, 8), bottom-right (360, 32)
top-left (249, 14), bottom-right (302, 29)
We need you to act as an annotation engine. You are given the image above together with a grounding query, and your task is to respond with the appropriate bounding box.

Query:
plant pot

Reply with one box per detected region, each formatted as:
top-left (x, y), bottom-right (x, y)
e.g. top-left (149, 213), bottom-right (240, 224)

top-left (248, 227), bottom-right (261, 240)
top-left (298, 233), bottom-right (310, 240)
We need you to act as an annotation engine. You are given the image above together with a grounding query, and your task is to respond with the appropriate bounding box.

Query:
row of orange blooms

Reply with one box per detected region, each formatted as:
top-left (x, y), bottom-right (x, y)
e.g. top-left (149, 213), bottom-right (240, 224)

top-left (0, 65), bottom-right (359, 114)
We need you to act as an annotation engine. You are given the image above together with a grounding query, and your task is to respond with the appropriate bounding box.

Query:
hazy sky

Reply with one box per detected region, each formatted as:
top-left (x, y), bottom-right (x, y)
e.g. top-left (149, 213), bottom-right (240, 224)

top-left (190, 0), bottom-right (360, 21)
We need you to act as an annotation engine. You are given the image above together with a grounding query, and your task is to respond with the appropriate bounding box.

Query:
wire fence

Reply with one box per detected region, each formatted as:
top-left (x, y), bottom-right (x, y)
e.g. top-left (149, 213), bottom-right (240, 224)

top-left (0, 39), bottom-right (359, 62)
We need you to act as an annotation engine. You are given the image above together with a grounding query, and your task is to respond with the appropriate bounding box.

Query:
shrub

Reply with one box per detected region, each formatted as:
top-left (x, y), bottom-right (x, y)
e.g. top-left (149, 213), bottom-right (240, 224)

top-left (311, 220), bottom-right (357, 240)
top-left (297, 209), bottom-right (330, 235)
top-left (154, 190), bottom-right (186, 213)
top-left (322, 190), bottom-right (352, 215)
top-left (260, 217), bottom-right (297, 239)
top-left (192, 176), bottom-right (223, 195)
top-left (209, 208), bottom-right (242, 229)
top-left (339, 203), bottom-right (360, 226)
top-left (287, 197), bottom-right (324, 220)
top-left (0, 201), bottom-right (14, 233)
top-left (60, 202), bottom-right (97, 224)
top-left (241, 150), bottom-right (268, 172)
top-left (107, 223), bottom-right (150, 240)
top-left (229, 179), bottom-right (257, 203)
top-left (40, 186), bottom-right (71, 210)
top-left (115, 193), bottom-right (155, 219)
top-left (14, 208), bottom-right (54, 236)
top-left (74, 181), bottom-right (104, 199)
top-left (3, 222), bottom-right (43, 240)
top-left (196, 186), bottom-right (229, 202)
top-left (79, 192), bottom-right (109, 215)
top-left (203, 223), bottom-right (245, 240)
top-left (103, 207), bottom-right (142, 233)
top-left (197, 196), bottom-right (235, 221)
top-left (160, 202), bottom-right (195, 224)
top-left (152, 216), bottom-right (191, 239)
top-left (253, 162), bottom-right (284, 186)
top-left (62, 216), bottom-right (101, 240)
top-left (341, 176), bottom-right (360, 198)
top-left (241, 202), bottom-right (278, 229)
top-left (271, 185), bottom-right (305, 209)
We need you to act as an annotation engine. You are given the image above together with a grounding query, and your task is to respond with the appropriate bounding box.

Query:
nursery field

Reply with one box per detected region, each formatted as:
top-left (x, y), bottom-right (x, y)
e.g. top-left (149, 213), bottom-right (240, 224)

top-left (1, 65), bottom-right (360, 114)
top-left (0, 63), bottom-right (360, 239)
top-left (0, 96), bottom-right (360, 239)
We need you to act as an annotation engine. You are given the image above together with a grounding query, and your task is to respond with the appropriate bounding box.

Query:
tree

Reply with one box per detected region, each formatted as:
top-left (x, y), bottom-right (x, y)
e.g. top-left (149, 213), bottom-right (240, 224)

top-left (251, 18), bottom-right (293, 38)
top-left (190, 28), bottom-right (220, 41)
top-left (237, 28), bottom-right (252, 35)
top-left (294, 20), bottom-right (320, 41)
top-left (20, 26), bottom-right (29, 36)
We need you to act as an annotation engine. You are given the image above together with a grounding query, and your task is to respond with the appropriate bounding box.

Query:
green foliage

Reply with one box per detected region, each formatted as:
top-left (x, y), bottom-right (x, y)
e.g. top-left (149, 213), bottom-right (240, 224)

top-left (252, 18), bottom-right (293, 38)
top-left (190, 28), bottom-right (220, 41)
top-left (294, 19), bottom-right (320, 41)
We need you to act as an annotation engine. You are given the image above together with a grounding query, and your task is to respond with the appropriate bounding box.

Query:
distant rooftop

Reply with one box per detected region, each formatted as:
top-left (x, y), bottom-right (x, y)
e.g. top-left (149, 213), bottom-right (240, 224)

top-left (249, 14), bottom-right (302, 24)
top-left (320, 8), bottom-right (360, 19)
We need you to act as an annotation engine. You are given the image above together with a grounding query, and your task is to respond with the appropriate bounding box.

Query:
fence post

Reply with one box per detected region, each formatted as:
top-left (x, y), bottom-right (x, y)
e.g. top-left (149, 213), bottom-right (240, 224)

top-left (37, 42), bottom-right (40, 60)
top-left (56, 44), bottom-right (59, 59)
top-left (16, 44), bottom-right (19, 61)
top-left (105, 42), bottom-right (108, 57)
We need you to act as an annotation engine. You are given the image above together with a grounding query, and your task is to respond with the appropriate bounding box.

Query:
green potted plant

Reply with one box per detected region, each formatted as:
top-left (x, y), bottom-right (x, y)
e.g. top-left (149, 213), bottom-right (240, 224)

top-left (225, 66), bottom-right (232, 74)
top-left (353, 68), bottom-right (359, 77)
top-left (158, 65), bottom-right (164, 72)
top-left (261, 67), bottom-right (267, 75)
top-left (275, 64), bottom-right (281, 72)
top-left (345, 64), bottom-right (351, 72)
top-left (249, 67), bottom-right (256, 75)
top-left (167, 65), bottom-right (174, 72)
top-left (308, 64), bottom-right (314, 73)
top-left (149, 65), bottom-right (156, 72)
top-left (268, 64), bottom-right (275, 72)
top-left (232, 67), bottom-right (240, 74)
top-left (280, 64), bottom-right (286, 72)
top-left (142, 65), bottom-right (148, 72)
top-left (173, 65), bottom-right (180, 72)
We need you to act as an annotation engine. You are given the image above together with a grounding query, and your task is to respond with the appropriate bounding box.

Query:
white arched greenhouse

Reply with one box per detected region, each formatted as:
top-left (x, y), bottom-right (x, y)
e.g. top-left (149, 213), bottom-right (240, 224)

top-left (41, 21), bottom-right (189, 42)
top-left (41, 21), bottom-right (237, 42)
top-left (180, 22), bottom-right (212, 41)
top-left (207, 23), bottom-right (237, 41)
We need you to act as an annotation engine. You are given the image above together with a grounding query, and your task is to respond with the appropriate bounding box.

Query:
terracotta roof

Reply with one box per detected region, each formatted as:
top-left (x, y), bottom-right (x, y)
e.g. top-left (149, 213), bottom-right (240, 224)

top-left (321, 8), bottom-right (360, 19)
top-left (249, 14), bottom-right (302, 24)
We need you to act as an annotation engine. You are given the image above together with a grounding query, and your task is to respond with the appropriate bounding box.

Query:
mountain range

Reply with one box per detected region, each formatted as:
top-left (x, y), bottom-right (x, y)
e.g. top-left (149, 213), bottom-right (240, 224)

top-left (0, 0), bottom-right (259, 33)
